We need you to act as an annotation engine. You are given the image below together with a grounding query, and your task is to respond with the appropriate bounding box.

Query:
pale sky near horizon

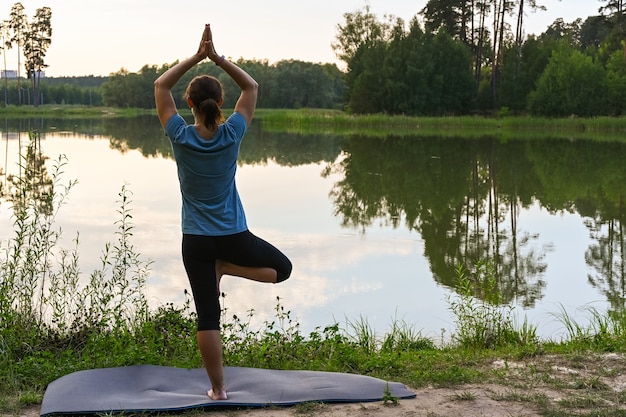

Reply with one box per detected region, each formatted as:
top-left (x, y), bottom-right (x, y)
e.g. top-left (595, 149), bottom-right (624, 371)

top-left (1, 0), bottom-right (604, 77)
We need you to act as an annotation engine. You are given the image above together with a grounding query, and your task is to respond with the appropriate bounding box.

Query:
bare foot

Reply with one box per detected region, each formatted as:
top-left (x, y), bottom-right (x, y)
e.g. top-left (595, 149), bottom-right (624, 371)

top-left (208, 389), bottom-right (228, 400)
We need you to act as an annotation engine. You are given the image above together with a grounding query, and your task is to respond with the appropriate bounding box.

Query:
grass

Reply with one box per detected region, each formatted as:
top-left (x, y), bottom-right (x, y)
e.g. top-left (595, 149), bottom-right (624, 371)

top-left (255, 108), bottom-right (626, 141)
top-left (4, 133), bottom-right (626, 416)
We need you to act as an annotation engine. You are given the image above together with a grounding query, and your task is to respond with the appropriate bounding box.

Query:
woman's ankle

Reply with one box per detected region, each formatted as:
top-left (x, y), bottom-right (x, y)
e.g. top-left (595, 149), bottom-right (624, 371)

top-left (208, 388), bottom-right (228, 400)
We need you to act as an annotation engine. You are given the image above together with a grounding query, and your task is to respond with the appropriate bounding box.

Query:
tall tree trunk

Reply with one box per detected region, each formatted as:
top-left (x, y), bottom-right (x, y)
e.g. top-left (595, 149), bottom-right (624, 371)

top-left (16, 42), bottom-right (21, 104)
top-left (491, 0), bottom-right (508, 109)
top-left (460, 0), bottom-right (468, 44)
top-left (515, 0), bottom-right (524, 47)
top-left (475, 1), bottom-right (488, 97)
top-left (470, 0), bottom-right (475, 50)
top-left (2, 43), bottom-right (7, 106)
top-left (491, 0), bottom-right (501, 108)
top-left (514, 0), bottom-right (525, 108)
top-left (31, 71), bottom-right (38, 107)
top-left (10, 3), bottom-right (27, 106)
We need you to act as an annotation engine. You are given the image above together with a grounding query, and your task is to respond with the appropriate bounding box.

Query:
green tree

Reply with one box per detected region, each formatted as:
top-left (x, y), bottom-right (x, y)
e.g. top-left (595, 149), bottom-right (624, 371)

top-left (580, 15), bottom-right (611, 54)
top-left (542, 17), bottom-right (583, 45)
top-left (428, 31), bottom-right (474, 115)
top-left (321, 63), bottom-right (347, 109)
top-left (102, 65), bottom-right (160, 108)
top-left (332, 4), bottom-right (393, 66)
top-left (421, 0), bottom-right (469, 40)
top-left (238, 60), bottom-right (273, 108)
top-left (24, 6), bottom-right (52, 107)
top-left (595, 1), bottom-right (626, 64)
top-left (605, 48), bottom-right (626, 115)
top-left (419, 0), bottom-right (551, 112)
top-left (599, 0), bottom-right (625, 15)
top-left (344, 14), bottom-right (473, 115)
top-left (31, 82), bottom-right (101, 105)
top-left (505, 1), bottom-right (547, 112)
top-left (338, 10), bottom-right (398, 114)
top-left (8, 2), bottom-right (27, 104)
top-left (496, 18), bottom-right (584, 114)
top-left (271, 60), bottom-right (336, 108)
top-left (382, 17), bottom-right (424, 114)
top-left (420, 0), bottom-right (488, 99)
top-left (135, 65), bottom-right (158, 108)
top-left (528, 42), bottom-right (608, 116)
top-left (344, 40), bottom-right (387, 114)
top-left (499, 29), bottom-right (558, 113)
top-left (101, 68), bottom-right (129, 107)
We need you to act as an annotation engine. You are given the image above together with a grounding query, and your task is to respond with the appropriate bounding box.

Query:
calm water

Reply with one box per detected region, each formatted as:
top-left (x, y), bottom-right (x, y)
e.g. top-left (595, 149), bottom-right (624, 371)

top-left (1, 115), bottom-right (625, 341)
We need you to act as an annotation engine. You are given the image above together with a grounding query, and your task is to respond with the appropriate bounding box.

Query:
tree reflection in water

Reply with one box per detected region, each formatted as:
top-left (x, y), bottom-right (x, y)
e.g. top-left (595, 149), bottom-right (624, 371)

top-left (326, 134), bottom-right (624, 311)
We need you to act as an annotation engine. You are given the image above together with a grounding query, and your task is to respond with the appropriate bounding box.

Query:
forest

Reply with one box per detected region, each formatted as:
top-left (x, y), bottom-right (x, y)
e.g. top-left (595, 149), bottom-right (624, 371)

top-left (332, 0), bottom-right (626, 117)
top-left (1, 1), bottom-right (626, 117)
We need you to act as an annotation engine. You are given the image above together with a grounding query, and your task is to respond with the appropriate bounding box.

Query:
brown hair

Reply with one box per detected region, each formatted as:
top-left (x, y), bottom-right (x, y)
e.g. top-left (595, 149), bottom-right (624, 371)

top-left (184, 75), bottom-right (225, 130)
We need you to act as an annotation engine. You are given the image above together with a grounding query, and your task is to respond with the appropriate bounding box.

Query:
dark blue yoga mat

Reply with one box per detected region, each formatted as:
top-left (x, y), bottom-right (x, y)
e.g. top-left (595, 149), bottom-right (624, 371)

top-left (40, 365), bottom-right (415, 416)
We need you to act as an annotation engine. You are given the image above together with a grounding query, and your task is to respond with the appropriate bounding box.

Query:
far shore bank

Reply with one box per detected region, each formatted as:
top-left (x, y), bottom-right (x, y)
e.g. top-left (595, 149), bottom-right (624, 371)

top-left (3, 105), bottom-right (626, 140)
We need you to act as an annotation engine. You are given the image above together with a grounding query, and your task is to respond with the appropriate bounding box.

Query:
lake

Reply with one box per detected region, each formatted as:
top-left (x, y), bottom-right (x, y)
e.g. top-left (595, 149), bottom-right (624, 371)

top-left (1, 115), bottom-right (625, 342)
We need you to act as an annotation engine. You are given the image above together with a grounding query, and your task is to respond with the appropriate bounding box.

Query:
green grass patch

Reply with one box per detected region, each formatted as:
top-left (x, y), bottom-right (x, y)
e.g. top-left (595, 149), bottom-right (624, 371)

top-left (255, 109), bottom-right (626, 140)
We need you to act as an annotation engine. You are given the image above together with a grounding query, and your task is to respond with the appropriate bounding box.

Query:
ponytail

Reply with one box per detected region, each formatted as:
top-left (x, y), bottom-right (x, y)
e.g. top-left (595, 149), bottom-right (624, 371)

top-left (197, 97), bottom-right (222, 130)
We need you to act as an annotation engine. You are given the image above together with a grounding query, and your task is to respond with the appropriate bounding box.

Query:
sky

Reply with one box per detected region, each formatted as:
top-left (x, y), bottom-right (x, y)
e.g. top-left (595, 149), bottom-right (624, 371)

top-left (1, 0), bottom-right (603, 77)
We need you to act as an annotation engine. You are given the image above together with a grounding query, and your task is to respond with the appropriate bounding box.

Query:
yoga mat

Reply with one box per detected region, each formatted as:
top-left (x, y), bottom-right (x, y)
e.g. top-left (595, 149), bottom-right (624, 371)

top-left (40, 365), bottom-right (415, 416)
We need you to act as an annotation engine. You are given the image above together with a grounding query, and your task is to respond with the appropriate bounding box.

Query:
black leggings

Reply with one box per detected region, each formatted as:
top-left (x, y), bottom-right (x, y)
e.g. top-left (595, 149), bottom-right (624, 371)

top-left (182, 230), bottom-right (292, 331)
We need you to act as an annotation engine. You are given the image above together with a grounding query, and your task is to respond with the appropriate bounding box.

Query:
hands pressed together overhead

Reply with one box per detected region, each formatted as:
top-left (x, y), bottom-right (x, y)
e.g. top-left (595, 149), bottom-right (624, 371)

top-left (198, 24), bottom-right (221, 63)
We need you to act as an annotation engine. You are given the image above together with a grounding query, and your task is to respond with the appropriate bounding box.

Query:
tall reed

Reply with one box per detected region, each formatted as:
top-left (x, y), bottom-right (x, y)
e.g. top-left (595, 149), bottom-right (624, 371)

top-left (552, 304), bottom-right (626, 350)
top-left (0, 133), bottom-right (152, 381)
top-left (447, 261), bottom-right (538, 348)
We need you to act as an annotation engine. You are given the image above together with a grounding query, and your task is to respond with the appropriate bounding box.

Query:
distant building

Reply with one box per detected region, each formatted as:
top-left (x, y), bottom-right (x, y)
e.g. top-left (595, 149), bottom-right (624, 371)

top-left (1, 70), bottom-right (18, 79)
top-left (0, 70), bottom-right (45, 79)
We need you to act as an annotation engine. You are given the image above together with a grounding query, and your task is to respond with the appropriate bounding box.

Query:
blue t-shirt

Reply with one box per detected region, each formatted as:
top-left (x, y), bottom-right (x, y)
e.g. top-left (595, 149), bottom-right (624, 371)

top-left (165, 112), bottom-right (248, 236)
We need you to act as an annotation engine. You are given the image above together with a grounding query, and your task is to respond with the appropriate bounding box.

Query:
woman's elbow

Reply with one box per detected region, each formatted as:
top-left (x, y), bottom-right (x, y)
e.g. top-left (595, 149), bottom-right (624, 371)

top-left (154, 78), bottom-right (165, 91)
top-left (247, 79), bottom-right (259, 93)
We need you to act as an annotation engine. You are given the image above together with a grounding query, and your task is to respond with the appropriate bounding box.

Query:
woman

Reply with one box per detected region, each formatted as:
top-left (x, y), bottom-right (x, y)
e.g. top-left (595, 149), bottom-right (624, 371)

top-left (154, 24), bottom-right (292, 400)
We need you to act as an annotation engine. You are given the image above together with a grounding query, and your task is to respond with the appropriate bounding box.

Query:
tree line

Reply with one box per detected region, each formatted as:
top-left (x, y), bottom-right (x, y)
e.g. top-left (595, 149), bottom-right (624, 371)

top-left (1, 77), bottom-right (105, 106)
top-left (100, 60), bottom-right (346, 110)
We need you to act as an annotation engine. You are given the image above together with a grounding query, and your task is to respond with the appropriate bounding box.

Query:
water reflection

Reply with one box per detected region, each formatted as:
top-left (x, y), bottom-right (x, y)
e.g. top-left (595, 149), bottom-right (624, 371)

top-left (327, 136), bottom-right (545, 305)
top-left (3, 116), bottom-right (347, 165)
top-left (1, 116), bottom-right (625, 335)
top-left (327, 134), bottom-right (625, 313)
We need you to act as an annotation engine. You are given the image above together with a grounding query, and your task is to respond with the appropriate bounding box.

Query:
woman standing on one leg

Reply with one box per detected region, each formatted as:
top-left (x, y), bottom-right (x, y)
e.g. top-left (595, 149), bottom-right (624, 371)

top-left (154, 24), bottom-right (292, 400)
